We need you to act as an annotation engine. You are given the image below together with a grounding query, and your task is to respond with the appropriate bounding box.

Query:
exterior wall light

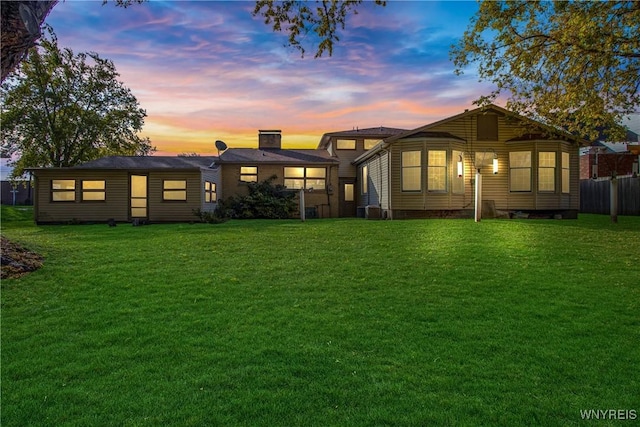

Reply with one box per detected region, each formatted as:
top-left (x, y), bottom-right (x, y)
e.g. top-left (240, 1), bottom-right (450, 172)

top-left (457, 154), bottom-right (464, 178)
top-left (492, 154), bottom-right (499, 175)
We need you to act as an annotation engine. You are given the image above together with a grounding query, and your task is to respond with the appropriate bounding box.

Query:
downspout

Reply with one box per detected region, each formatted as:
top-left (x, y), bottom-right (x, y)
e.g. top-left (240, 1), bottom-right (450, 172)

top-left (326, 164), bottom-right (334, 217)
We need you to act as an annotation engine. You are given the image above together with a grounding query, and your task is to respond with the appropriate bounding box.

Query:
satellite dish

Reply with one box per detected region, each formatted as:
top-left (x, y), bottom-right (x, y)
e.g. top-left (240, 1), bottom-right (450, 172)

top-left (215, 140), bottom-right (227, 156)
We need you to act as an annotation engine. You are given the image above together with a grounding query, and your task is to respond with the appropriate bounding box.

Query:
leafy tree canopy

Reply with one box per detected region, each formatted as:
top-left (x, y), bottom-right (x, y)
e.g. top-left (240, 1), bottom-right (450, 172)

top-left (451, 0), bottom-right (640, 141)
top-left (1, 27), bottom-right (155, 177)
top-left (254, 0), bottom-right (385, 58)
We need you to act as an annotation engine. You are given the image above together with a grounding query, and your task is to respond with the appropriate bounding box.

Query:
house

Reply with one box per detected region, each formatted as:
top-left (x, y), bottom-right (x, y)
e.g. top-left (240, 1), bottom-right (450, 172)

top-left (28, 130), bottom-right (340, 223)
top-left (28, 104), bottom-right (587, 223)
top-left (216, 130), bottom-right (340, 218)
top-left (579, 130), bottom-right (640, 179)
top-left (29, 156), bottom-right (218, 223)
top-left (353, 104), bottom-right (586, 219)
top-left (316, 126), bottom-right (408, 216)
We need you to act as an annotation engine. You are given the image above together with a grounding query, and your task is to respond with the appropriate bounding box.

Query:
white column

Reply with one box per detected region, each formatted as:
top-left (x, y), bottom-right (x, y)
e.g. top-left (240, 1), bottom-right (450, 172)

top-left (475, 170), bottom-right (482, 222)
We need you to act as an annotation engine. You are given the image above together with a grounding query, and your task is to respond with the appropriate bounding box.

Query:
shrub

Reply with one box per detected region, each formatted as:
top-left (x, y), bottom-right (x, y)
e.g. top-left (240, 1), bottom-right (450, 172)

top-left (217, 175), bottom-right (297, 219)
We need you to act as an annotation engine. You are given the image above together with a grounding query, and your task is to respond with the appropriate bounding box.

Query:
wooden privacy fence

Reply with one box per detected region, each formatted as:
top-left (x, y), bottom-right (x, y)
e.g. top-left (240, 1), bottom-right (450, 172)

top-left (580, 177), bottom-right (640, 215)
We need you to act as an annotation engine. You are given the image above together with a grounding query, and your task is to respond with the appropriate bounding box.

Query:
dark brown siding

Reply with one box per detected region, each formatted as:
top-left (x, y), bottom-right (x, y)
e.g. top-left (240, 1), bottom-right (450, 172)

top-left (220, 163), bottom-right (340, 218)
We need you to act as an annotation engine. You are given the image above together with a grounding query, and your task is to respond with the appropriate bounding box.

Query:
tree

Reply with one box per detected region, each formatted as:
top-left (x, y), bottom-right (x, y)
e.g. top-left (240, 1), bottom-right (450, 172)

top-left (2, 1), bottom-right (384, 84)
top-left (451, 1), bottom-right (640, 142)
top-left (1, 27), bottom-right (155, 177)
top-left (0, 1), bottom-right (145, 83)
top-left (254, 0), bottom-right (385, 58)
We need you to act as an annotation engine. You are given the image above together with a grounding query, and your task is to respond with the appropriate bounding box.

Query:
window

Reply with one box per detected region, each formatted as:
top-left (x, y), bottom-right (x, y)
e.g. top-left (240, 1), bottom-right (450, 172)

top-left (401, 150), bottom-right (422, 191)
top-left (452, 150), bottom-right (464, 194)
top-left (562, 152), bottom-right (570, 193)
top-left (284, 167), bottom-right (326, 190)
top-left (344, 183), bottom-right (354, 202)
top-left (82, 180), bottom-right (106, 201)
top-left (52, 179), bottom-right (75, 202)
top-left (336, 139), bottom-right (356, 150)
top-left (428, 150), bottom-right (447, 191)
top-left (163, 180), bottom-right (187, 201)
top-left (205, 181), bottom-right (217, 202)
top-left (362, 165), bottom-right (368, 194)
top-left (240, 166), bottom-right (257, 182)
top-left (364, 139), bottom-right (379, 150)
top-left (538, 152), bottom-right (556, 192)
top-left (509, 151), bottom-right (532, 192)
top-left (477, 114), bottom-right (498, 141)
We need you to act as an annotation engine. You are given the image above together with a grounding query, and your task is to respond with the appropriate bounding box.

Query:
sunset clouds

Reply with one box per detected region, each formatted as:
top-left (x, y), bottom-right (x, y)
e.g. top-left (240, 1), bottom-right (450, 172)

top-left (45, 1), bottom-right (493, 154)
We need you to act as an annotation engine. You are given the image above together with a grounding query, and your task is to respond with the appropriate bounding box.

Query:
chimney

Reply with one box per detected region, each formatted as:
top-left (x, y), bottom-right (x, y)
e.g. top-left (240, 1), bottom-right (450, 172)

top-left (258, 129), bottom-right (282, 150)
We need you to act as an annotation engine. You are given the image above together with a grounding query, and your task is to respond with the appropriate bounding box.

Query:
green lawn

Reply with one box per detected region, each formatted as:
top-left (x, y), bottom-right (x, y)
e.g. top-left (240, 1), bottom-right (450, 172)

top-left (1, 207), bottom-right (639, 426)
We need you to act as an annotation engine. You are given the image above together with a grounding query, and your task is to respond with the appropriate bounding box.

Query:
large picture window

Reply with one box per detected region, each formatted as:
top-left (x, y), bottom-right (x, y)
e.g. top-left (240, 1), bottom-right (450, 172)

top-left (538, 152), bottom-right (556, 192)
top-left (240, 166), bottom-right (258, 182)
top-left (52, 179), bottom-right (75, 202)
top-left (562, 152), bottom-right (570, 194)
top-left (428, 150), bottom-right (447, 191)
top-left (205, 181), bottom-right (217, 202)
top-left (401, 150), bottom-right (422, 192)
top-left (509, 151), bottom-right (532, 192)
top-left (284, 167), bottom-right (326, 190)
top-left (163, 180), bottom-right (187, 201)
top-left (82, 180), bottom-right (106, 201)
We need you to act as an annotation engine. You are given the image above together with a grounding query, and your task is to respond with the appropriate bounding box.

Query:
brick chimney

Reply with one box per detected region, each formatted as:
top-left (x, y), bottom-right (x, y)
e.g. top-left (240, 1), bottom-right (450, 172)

top-left (258, 130), bottom-right (282, 150)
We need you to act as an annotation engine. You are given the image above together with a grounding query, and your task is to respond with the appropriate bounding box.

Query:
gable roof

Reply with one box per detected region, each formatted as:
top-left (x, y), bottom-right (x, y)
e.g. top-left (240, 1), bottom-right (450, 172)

top-left (317, 126), bottom-right (408, 150)
top-left (354, 104), bottom-right (589, 164)
top-left (217, 148), bottom-right (338, 164)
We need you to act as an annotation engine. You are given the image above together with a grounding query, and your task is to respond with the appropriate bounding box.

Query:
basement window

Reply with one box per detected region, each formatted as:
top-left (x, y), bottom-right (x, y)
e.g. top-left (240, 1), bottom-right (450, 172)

top-left (52, 179), bottom-right (76, 202)
top-left (82, 180), bottom-right (106, 201)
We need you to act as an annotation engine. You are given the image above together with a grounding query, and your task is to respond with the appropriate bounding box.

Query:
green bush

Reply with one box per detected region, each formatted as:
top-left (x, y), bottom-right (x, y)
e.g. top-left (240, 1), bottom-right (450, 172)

top-left (216, 175), bottom-right (297, 219)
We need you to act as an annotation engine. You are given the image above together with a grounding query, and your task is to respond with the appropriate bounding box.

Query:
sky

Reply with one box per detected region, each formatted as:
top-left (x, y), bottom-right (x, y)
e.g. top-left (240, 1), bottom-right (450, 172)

top-left (40, 0), bottom-right (495, 154)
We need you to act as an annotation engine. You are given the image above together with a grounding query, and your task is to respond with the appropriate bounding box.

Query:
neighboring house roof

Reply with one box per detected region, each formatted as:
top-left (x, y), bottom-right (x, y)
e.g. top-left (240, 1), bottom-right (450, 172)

top-left (316, 126), bottom-right (408, 150)
top-left (354, 104), bottom-right (589, 164)
top-left (217, 148), bottom-right (339, 164)
top-left (28, 156), bottom-right (218, 171)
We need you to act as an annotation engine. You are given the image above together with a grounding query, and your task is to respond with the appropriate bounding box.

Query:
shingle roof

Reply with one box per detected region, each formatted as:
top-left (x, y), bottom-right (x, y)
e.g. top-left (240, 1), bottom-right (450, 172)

top-left (317, 126), bottom-right (408, 149)
top-left (73, 156), bottom-right (217, 170)
top-left (218, 149), bottom-right (338, 164)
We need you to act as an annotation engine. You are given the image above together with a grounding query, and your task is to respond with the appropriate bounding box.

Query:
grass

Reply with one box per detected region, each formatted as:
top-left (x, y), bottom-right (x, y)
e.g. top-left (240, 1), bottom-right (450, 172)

top-left (1, 206), bottom-right (639, 426)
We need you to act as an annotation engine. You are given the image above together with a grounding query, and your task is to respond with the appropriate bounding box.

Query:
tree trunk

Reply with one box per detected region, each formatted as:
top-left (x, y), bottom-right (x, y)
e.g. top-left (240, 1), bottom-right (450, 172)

top-left (1, 1), bottom-right (58, 82)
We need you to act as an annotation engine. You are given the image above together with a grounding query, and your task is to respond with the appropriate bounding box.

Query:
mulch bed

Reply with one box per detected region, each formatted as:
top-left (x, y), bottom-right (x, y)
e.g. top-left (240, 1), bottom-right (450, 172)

top-left (1, 236), bottom-right (43, 279)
